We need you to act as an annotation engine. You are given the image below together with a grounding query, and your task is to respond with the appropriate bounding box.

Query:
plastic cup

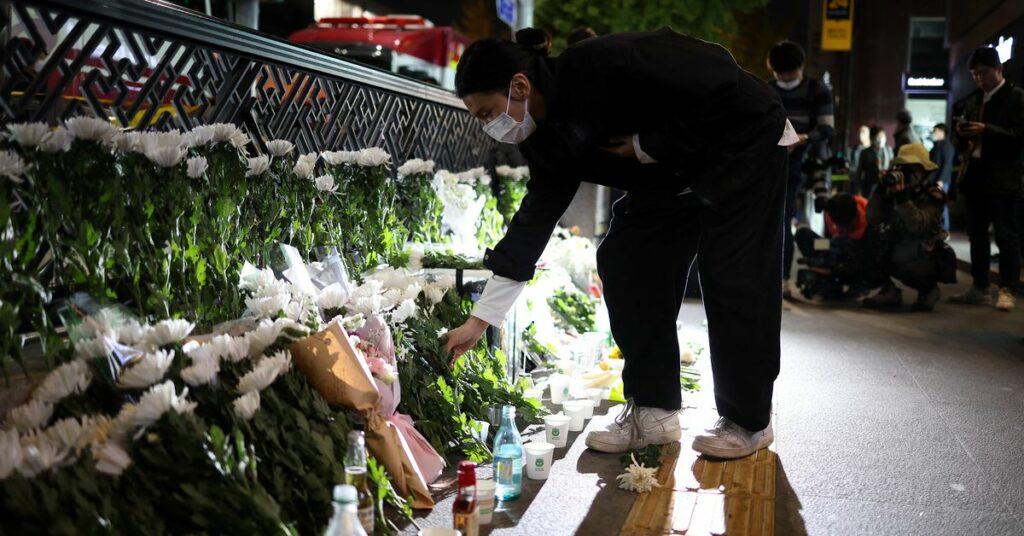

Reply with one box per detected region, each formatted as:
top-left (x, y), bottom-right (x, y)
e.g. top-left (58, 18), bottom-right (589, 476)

top-left (549, 374), bottom-right (570, 405)
top-left (543, 413), bottom-right (571, 447)
top-left (562, 400), bottom-right (588, 432)
top-left (419, 529), bottom-right (461, 536)
top-left (476, 479), bottom-right (496, 525)
top-left (524, 442), bottom-right (555, 480)
top-left (578, 399), bottom-right (596, 419)
top-left (586, 388), bottom-right (604, 405)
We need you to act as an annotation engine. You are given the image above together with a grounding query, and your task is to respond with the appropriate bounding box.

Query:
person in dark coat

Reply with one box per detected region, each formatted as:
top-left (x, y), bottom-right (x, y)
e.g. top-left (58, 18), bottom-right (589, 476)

top-left (894, 109), bottom-right (921, 155)
top-left (928, 123), bottom-right (955, 230)
top-left (442, 28), bottom-right (794, 459)
top-left (949, 47), bottom-right (1024, 311)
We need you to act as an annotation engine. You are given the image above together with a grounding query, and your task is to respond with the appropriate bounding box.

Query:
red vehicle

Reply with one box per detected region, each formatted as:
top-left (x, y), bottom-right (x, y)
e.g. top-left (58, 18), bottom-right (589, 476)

top-left (289, 15), bottom-right (472, 91)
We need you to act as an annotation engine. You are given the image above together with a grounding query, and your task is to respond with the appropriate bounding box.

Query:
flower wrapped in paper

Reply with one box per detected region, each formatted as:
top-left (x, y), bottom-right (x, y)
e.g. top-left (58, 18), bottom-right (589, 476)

top-left (290, 323), bottom-right (443, 509)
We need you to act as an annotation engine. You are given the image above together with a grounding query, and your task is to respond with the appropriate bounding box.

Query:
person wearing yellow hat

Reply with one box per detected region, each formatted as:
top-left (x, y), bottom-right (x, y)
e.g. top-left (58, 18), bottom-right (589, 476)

top-left (862, 143), bottom-right (958, 311)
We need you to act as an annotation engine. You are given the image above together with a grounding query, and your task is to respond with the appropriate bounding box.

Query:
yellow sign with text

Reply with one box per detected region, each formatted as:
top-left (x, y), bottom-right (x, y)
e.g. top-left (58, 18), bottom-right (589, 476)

top-left (822, 0), bottom-right (854, 51)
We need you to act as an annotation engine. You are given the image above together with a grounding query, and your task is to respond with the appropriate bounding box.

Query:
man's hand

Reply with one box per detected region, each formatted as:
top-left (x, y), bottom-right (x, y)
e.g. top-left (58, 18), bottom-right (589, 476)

top-left (957, 121), bottom-right (985, 138)
top-left (600, 135), bottom-right (637, 159)
top-left (443, 316), bottom-right (489, 367)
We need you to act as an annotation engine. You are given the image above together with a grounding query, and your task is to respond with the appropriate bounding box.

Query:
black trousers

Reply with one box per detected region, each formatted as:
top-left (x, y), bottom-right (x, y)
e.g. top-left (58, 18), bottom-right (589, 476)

top-left (782, 149), bottom-right (805, 281)
top-left (597, 146), bottom-right (787, 432)
top-left (965, 192), bottom-right (1021, 289)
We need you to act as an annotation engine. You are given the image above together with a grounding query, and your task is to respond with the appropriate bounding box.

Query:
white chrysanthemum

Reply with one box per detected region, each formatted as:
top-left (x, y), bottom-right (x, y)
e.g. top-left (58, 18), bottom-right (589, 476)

top-left (77, 415), bottom-right (114, 449)
top-left (424, 286), bottom-right (445, 305)
top-left (458, 166), bottom-right (487, 182)
top-left (391, 299), bottom-right (418, 324)
top-left (380, 289), bottom-right (403, 310)
top-left (246, 293), bottom-right (290, 318)
top-left (434, 169), bottom-right (460, 188)
top-left (180, 355), bottom-right (220, 386)
top-left (321, 150), bottom-right (360, 166)
top-left (239, 266), bottom-right (278, 292)
top-left (0, 429), bottom-right (22, 479)
top-left (116, 320), bottom-right (147, 346)
top-left (108, 405), bottom-right (137, 442)
top-left (434, 274), bottom-right (456, 289)
top-left (480, 175), bottom-right (492, 186)
top-left (296, 152), bottom-right (318, 168)
top-left (318, 283), bottom-right (349, 311)
top-left (93, 441), bottom-right (132, 476)
top-left (265, 139), bottom-right (294, 157)
top-left (6, 122), bottom-right (52, 147)
top-left (45, 417), bottom-right (84, 452)
top-left (18, 438), bottom-right (66, 477)
top-left (314, 174), bottom-right (337, 192)
top-left (616, 454), bottom-right (662, 493)
top-left (64, 117), bottom-right (119, 143)
top-left (496, 165), bottom-right (529, 181)
top-left (244, 319), bottom-right (280, 357)
top-left (348, 295), bottom-right (382, 316)
top-left (146, 146), bottom-right (187, 168)
top-left (74, 332), bottom-right (115, 359)
top-left (74, 309), bottom-right (117, 340)
top-left (187, 123), bottom-right (242, 147)
top-left (184, 126), bottom-right (214, 147)
top-left (352, 278), bottom-right (385, 298)
top-left (408, 247), bottom-right (424, 270)
top-left (40, 127), bottom-right (72, 153)
top-left (246, 155), bottom-right (270, 177)
top-left (206, 334), bottom-right (249, 363)
top-left (230, 130), bottom-right (251, 149)
top-left (495, 164), bottom-right (513, 177)
top-left (186, 156), bottom-right (208, 179)
top-left (143, 130), bottom-right (188, 152)
top-left (131, 381), bottom-right (196, 428)
top-left (112, 131), bottom-right (147, 153)
top-left (237, 350), bottom-right (291, 394)
top-left (232, 391), bottom-right (261, 421)
top-left (33, 359), bottom-right (92, 404)
top-left (117, 350), bottom-right (174, 389)
top-left (143, 319), bottom-right (195, 348)
top-left (0, 150), bottom-right (28, 183)
top-left (397, 158), bottom-right (435, 177)
top-left (357, 147), bottom-right (390, 167)
top-left (513, 166), bottom-right (530, 180)
top-left (251, 278), bottom-right (291, 299)
top-left (292, 160), bottom-right (315, 179)
top-left (400, 282), bottom-right (423, 302)
top-left (5, 399), bottom-right (53, 431)
top-left (283, 300), bottom-right (304, 322)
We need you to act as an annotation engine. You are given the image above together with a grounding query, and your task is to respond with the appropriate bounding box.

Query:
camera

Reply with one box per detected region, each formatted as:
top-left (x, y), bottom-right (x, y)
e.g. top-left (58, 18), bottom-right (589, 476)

top-left (880, 169), bottom-right (906, 188)
top-left (801, 154), bottom-right (850, 176)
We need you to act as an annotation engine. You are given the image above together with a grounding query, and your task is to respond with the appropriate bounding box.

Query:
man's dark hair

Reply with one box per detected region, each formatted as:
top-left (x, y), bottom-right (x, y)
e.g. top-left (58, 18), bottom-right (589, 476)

top-left (455, 28), bottom-right (551, 97)
top-left (826, 194), bottom-right (858, 228)
top-left (897, 109), bottom-right (913, 126)
top-left (968, 47), bottom-right (1001, 69)
top-left (768, 41), bottom-right (805, 72)
top-left (869, 126), bottom-right (883, 142)
top-left (933, 123), bottom-right (946, 133)
top-left (567, 27), bottom-right (597, 46)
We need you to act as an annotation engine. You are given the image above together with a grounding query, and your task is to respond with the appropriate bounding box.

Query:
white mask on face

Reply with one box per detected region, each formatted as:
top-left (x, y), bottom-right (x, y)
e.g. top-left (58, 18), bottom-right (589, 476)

top-left (482, 82), bottom-right (537, 144)
top-left (776, 77), bottom-right (802, 90)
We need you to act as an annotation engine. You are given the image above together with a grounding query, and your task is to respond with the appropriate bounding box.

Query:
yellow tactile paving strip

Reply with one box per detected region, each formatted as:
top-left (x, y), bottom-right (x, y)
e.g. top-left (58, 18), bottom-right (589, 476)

top-left (620, 444), bottom-right (776, 535)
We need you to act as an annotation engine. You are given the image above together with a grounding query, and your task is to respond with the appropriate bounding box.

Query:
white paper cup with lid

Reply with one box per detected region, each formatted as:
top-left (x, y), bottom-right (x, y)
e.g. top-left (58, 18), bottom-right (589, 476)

top-left (543, 413), bottom-right (571, 447)
top-left (524, 442), bottom-right (555, 480)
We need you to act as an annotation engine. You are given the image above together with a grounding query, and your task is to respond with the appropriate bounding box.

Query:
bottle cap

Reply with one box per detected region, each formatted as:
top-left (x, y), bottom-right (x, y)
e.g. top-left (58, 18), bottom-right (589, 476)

top-left (333, 484), bottom-right (358, 503)
top-left (457, 461), bottom-right (477, 487)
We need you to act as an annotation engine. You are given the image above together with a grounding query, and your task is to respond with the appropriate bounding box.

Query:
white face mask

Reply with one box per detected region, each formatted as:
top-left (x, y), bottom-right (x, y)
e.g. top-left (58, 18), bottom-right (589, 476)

top-left (776, 77), bottom-right (802, 90)
top-left (483, 83), bottom-right (537, 144)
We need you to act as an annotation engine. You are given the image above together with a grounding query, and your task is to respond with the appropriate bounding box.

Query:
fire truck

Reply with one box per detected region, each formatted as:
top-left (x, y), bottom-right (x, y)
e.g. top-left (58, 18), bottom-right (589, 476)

top-left (288, 15), bottom-right (472, 91)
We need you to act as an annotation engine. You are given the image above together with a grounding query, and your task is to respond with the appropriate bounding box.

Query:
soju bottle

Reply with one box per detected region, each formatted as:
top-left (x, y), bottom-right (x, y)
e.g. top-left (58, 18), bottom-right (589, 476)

top-left (344, 431), bottom-right (374, 534)
top-left (452, 461), bottom-right (479, 536)
top-left (492, 405), bottom-right (523, 501)
top-left (324, 485), bottom-right (368, 536)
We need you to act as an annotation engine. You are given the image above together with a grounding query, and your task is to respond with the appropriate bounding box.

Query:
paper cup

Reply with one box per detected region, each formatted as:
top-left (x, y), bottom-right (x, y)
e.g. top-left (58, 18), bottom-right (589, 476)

top-left (549, 374), bottom-right (570, 405)
top-left (419, 529), bottom-right (462, 536)
top-left (586, 388), bottom-right (604, 405)
top-left (524, 442), bottom-right (555, 480)
top-left (562, 400), bottom-right (588, 432)
top-left (543, 413), bottom-right (571, 447)
top-left (578, 399), bottom-right (596, 419)
top-left (476, 479), bottom-right (496, 525)
top-left (556, 359), bottom-right (575, 376)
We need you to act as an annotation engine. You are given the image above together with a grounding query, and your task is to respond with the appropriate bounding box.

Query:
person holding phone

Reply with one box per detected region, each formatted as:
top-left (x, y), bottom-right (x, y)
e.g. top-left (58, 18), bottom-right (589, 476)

top-left (442, 28), bottom-right (798, 459)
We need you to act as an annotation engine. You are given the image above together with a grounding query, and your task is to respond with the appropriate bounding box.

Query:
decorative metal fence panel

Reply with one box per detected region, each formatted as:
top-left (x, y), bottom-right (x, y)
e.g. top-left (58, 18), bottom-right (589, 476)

top-left (0, 0), bottom-right (494, 171)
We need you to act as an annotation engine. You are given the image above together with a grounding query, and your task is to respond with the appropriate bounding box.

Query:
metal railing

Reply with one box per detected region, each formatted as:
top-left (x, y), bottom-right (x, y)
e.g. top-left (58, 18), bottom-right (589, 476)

top-left (0, 0), bottom-right (494, 170)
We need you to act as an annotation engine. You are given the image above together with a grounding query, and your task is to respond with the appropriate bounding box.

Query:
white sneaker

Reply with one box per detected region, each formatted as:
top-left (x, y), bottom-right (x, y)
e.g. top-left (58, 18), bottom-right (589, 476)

top-left (691, 417), bottom-right (773, 459)
top-left (996, 288), bottom-right (1016, 311)
top-left (585, 401), bottom-right (681, 453)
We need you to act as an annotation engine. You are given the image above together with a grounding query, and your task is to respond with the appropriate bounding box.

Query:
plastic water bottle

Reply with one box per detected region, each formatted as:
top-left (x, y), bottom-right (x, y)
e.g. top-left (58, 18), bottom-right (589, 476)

top-left (323, 484), bottom-right (367, 536)
top-left (492, 405), bottom-right (523, 501)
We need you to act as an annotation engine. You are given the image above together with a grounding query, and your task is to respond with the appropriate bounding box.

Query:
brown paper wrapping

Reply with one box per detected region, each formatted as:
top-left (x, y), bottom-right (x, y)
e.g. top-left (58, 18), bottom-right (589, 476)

top-left (365, 413), bottom-right (435, 509)
top-left (289, 323), bottom-right (379, 411)
top-left (290, 324), bottom-right (435, 509)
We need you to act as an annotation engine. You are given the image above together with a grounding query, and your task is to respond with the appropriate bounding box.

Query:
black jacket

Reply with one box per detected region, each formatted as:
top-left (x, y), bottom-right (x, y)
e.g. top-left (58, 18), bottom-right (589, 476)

top-left (484, 28), bottom-right (788, 281)
top-left (928, 139), bottom-right (954, 186)
top-left (952, 82), bottom-right (1024, 196)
